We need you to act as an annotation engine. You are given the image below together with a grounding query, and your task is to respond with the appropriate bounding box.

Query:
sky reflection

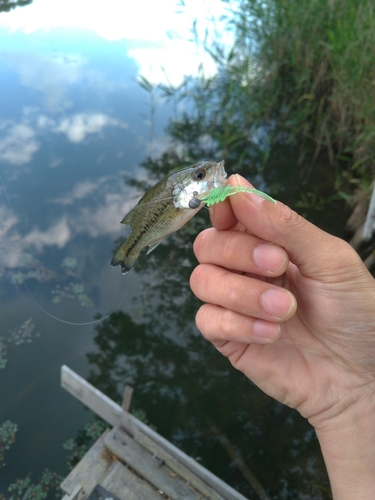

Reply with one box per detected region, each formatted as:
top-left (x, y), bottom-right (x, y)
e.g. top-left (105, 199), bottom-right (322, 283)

top-left (0, 0), bottom-right (231, 85)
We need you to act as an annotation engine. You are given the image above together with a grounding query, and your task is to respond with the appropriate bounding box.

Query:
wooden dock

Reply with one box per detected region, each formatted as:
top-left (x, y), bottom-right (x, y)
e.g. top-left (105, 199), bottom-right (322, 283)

top-left (60, 365), bottom-right (249, 500)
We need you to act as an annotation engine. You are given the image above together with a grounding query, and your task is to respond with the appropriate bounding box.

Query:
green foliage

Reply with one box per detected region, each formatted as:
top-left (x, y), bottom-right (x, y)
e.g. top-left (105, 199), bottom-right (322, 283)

top-left (0, 0), bottom-right (32, 13)
top-left (131, 409), bottom-right (157, 431)
top-left (63, 416), bottom-right (107, 470)
top-left (7, 470), bottom-right (62, 500)
top-left (0, 420), bottom-right (17, 468)
top-left (157, 0), bottom-right (375, 200)
top-left (234, 0), bottom-right (375, 166)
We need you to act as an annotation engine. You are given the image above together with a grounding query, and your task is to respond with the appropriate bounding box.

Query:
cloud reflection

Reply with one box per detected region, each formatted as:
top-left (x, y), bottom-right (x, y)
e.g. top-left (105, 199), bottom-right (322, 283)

top-left (54, 113), bottom-right (128, 143)
top-left (0, 123), bottom-right (39, 165)
top-left (51, 176), bottom-right (135, 238)
top-left (23, 216), bottom-right (71, 252)
top-left (0, 110), bottom-right (128, 165)
top-left (0, 176), bottom-right (135, 260)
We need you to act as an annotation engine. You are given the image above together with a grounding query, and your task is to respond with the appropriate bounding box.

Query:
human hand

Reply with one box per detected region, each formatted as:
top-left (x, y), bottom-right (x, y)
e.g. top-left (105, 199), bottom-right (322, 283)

top-left (190, 174), bottom-right (375, 498)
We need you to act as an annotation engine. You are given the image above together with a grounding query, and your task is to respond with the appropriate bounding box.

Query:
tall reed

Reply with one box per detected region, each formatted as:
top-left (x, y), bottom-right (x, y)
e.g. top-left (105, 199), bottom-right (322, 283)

top-left (227, 0), bottom-right (375, 174)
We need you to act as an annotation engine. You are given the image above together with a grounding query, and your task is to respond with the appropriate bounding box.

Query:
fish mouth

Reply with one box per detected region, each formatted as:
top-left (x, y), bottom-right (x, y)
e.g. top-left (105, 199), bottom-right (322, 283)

top-left (214, 160), bottom-right (228, 186)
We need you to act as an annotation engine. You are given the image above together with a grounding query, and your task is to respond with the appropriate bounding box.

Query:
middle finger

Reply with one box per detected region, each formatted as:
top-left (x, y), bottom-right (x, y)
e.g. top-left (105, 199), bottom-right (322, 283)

top-left (190, 264), bottom-right (296, 321)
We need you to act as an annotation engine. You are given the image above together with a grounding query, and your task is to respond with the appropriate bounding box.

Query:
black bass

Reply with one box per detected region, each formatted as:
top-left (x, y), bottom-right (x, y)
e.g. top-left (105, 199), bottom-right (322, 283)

top-left (111, 160), bottom-right (227, 274)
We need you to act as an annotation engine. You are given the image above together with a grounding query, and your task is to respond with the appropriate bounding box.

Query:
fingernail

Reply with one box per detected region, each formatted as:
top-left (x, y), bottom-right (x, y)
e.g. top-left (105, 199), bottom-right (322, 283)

top-left (253, 320), bottom-right (280, 341)
top-left (260, 289), bottom-right (295, 319)
top-left (233, 174), bottom-right (242, 186)
top-left (253, 244), bottom-right (286, 273)
top-left (232, 175), bottom-right (264, 204)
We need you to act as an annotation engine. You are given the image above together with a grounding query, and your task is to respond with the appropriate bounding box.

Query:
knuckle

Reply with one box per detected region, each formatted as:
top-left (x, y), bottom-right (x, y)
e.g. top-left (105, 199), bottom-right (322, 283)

top-left (331, 237), bottom-right (361, 267)
top-left (278, 205), bottom-right (308, 231)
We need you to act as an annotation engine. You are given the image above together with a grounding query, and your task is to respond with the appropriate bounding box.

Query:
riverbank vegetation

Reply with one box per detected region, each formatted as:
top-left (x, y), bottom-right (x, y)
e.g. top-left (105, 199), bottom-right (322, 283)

top-left (161, 0), bottom-right (375, 207)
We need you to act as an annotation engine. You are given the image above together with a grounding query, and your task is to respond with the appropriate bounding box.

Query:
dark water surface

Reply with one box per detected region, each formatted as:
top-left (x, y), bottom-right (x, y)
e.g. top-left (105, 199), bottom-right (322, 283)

top-left (0, 10), bottom-right (350, 500)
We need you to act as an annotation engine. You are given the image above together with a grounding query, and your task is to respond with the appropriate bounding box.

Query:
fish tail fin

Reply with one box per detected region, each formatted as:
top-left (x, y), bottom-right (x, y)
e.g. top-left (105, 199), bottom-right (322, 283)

top-left (111, 247), bottom-right (138, 275)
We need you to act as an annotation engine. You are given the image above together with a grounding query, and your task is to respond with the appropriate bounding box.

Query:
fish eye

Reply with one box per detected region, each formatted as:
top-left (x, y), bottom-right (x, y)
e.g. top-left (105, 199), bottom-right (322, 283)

top-left (192, 169), bottom-right (206, 181)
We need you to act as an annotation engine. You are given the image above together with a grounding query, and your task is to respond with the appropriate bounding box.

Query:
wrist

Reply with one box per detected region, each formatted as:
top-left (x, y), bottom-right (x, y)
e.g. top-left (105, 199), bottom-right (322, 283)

top-left (313, 392), bottom-right (375, 499)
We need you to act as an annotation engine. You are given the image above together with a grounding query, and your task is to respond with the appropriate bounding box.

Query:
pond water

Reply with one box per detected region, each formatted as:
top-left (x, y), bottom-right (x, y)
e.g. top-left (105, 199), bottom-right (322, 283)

top-left (0, 3), bottom-right (350, 500)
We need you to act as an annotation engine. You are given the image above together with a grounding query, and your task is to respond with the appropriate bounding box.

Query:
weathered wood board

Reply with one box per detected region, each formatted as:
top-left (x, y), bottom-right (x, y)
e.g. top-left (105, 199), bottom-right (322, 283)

top-left (105, 426), bottom-right (208, 500)
top-left (135, 431), bottom-right (226, 500)
top-left (101, 461), bottom-right (163, 500)
top-left (61, 430), bottom-right (164, 500)
top-left (61, 430), bottom-right (113, 500)
top-left (61, 365), bottom-right (249, 500)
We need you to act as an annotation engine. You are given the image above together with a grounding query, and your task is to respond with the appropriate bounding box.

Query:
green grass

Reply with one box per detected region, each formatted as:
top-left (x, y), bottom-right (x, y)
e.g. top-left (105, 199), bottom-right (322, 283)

top-left (158, 0), bottom-right (375, 193)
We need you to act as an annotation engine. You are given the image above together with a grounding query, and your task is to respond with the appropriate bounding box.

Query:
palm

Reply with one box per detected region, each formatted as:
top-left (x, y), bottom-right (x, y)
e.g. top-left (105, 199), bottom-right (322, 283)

top-left (218, 245), bottom-right (375, 424)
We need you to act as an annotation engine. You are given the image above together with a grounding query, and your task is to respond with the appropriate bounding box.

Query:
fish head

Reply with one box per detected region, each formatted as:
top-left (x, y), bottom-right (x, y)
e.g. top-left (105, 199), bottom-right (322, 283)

top-left (171, 160), bottom-right (227, 209)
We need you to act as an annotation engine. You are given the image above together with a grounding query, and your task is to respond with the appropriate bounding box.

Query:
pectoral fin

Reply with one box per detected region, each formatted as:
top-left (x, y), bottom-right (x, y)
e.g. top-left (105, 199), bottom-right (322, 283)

top-left (146, 238), bottom-right (164, 255)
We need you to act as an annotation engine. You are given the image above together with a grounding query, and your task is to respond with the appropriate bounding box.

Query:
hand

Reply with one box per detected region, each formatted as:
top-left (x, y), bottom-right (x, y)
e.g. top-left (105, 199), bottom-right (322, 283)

top-left (190, 174), bottom-right (375, 498)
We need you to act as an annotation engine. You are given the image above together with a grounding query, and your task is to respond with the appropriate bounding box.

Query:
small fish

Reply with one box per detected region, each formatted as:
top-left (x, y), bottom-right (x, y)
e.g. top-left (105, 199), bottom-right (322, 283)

top-left (111, 160), bottom-right (227, 274)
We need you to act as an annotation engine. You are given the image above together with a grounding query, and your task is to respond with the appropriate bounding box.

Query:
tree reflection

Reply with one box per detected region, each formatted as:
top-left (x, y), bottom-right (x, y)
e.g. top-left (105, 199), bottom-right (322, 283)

top-left (86, 305), bottom-right (330, 498)
top-left (102, 79), bottom-right (339, 498)
top-left (0, 0), bottom-right (32, 12)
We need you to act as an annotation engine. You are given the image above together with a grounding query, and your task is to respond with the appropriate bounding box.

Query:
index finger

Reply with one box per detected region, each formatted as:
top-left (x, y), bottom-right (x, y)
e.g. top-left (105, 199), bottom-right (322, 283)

top-left (209, 174), bottom-right (254, 230)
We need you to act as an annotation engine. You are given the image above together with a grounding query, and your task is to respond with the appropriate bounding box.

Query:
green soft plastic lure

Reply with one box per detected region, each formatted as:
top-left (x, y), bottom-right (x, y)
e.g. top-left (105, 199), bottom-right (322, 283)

top-left (201, 185), bottom-right (276, 207)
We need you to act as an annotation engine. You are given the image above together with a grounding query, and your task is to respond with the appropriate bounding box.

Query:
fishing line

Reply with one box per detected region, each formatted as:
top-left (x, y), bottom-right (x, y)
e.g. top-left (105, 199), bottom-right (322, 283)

top-left (0, 172), bottom-right (131, 327)
top-left (22, 281), bottom-right (130, 326)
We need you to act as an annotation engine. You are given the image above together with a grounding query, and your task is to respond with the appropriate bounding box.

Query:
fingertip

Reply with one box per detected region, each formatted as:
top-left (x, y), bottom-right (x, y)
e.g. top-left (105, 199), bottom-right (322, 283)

top-left (228, 173), bottom-right (253, 188)
top-left (208, 174), bottom-right (252, 229)
top-left (253, 319), bottom-right (281, 342)
top-left (253, 243), bottom-right (288, 274)
top-left (209, 197), bottom-right (237, 229)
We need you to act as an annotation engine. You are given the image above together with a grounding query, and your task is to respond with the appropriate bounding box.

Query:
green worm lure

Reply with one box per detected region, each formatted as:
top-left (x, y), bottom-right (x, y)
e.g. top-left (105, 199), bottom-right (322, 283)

top-left (201, 185), bottom-right (276, 207)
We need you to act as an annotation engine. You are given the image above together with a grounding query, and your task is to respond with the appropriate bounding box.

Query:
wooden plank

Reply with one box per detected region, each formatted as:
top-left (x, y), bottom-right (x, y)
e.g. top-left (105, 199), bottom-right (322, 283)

top-left (135, 431), bottom-right (226, 500)
top-left (86, 484), bottom-right (122, 500)
top-left (62, 484), bottom-right (82, 500)
top-left (61, 365), bottom-right (138, 436)
top-left (121, 385), bottom-right (134, 412)
top-left (61, 365), bottom-right (248, 500)
top-left (61, 431), bottom-right (164, 500)
top-left (61, 430), bottom-right (113, 498)
top-left (101, 460), bottom-right (163, 500)
top-left (104, 427), bottom-right (203, 500)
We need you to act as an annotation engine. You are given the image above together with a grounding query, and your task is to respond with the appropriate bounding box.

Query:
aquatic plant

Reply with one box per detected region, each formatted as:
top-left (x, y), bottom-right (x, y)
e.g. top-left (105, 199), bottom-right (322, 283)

top-left (61, 257), bottom-right (78, 277)
top-left (0, 319), bottom-right (40, 369)
top-left (63, 416), bottom-right (107, 470)
top-left (61, 257), bottom-right (78, 270)
top-left (7, 470), bottom-right (63, 500)
top-left (9, 254), bottom-right (56, 285)
top-left (0, 420), bottom-right (17, 468)
top-left (50, 282), bottom-right (93, 308)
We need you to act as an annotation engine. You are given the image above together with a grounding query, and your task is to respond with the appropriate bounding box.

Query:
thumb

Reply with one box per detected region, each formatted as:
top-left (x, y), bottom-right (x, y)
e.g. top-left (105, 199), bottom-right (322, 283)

top-left (227, 175), bottom-right (359, 280)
